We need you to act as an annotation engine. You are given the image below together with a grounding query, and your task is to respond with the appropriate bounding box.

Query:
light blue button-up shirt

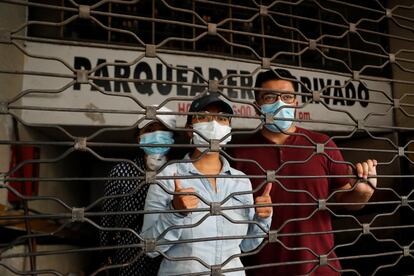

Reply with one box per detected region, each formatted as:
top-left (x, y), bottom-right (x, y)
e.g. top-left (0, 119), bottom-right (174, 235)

top-left (141, 154), bottom-right (271, 275)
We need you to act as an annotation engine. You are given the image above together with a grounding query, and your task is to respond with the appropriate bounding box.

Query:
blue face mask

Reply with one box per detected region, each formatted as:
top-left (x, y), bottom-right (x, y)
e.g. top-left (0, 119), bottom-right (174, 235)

top-left (139, 131), bottom-right (174, 156)
top-left (261, 100), bottom-right (295, 133)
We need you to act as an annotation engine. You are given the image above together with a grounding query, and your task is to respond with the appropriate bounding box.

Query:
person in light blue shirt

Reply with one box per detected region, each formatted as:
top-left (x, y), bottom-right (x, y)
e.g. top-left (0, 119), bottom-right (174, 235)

top-left (141, 94), bottom-right (273, 275)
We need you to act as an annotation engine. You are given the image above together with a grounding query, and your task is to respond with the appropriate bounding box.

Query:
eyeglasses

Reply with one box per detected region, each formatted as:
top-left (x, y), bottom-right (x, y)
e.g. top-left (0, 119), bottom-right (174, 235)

top-left (260, 92), bottom-right (296, 104)
top-left (193, 111), bottom-right (231, 125)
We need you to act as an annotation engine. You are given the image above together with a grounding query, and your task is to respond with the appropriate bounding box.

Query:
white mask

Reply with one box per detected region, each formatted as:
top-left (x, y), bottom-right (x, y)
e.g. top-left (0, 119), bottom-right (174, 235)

top-left (192, 121), bottom-right (232, 153)
top-left (146, 154), bottom-right (167, 171)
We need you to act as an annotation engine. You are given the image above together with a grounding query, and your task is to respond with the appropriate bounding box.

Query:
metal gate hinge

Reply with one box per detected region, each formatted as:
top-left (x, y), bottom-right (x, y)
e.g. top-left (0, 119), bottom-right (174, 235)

top-left (353, 71), bottom-right (359, 81)
top-left (76, 70), bottom-right (89, 84)
top-left (394, 98), bottom-right (400, 108)
top-left (266, 170), bottom-right (276, 182)
top-left (362, 223), bottom-right (370, 234)
top-left (357, 120), bottom-right (364, 130)
top-left (0, 102), bottom-right (8, 114)
top-left (316, 143), bottom-right (324, 154)
top-left (146, 170), bottom-right (156, 183)
top-left (385, 9), bottom-right (392, 18)
top-left (265, 113), bottom-right (274, 124)
top-left (144, 239), bottom-right (156, 253)
top-left (146, 105), bottom-right (157, 120)
top-left (403, 246), bottom-right (410, 257)
top-left (145, 44), bottom-right (156, 58)
top-left (312, 91), bottom-right (321, 103)
top-left (208, 80), bottom-right (219, 92)
top-left (318, 199), bottom-right (327, 210)
top-left (208, 23), bottom-right (217, 35)
top-left (401, 196), bottom-right (408, 206)
top-left (210, 202), bottom-right (221, 216)
top-left (79, 5), bottom-right (91, 19)
top-left (309, 39), bottom-right (317, 50)
top-left (211, 265), bottom-right (222, 276)
top-left (0, 29), bottom-right (11, 43)
top-left (349, 23), bottom-right (357, 33)
top-left (72, 207), bottom-right (85, 222)
top-left (259, 5), bottom-right (268, 17)
top-left (210, 139), bottom-right (220, 152)
top-left (319, 255), bottom-right (328, 266)
top-left (74, 137), bottom-right (87, 151)
top-left (389, 53), bottom-right (396, 63)
top-left (262, 58), bottom-right (271, 69)
top-left (269, 230), bottom-right (278, 243)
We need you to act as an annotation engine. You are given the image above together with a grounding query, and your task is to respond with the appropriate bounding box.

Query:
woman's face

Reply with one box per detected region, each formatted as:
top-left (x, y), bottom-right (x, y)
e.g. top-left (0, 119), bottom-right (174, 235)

top-left (139, 122), bottom-right (168, 136)
top-left (191, 104), bottom-right (231, 126)
top-left (138, 122), bottom-right (170, 145)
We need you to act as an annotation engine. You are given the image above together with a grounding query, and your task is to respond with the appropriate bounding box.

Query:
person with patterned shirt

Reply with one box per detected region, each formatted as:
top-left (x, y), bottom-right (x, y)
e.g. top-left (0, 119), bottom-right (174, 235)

top-left (100, 107), bottom-right (176, 276)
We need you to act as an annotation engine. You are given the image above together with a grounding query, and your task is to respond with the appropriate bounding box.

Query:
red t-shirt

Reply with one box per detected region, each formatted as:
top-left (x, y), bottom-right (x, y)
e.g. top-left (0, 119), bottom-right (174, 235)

top-left (230, 127), bottom-right (350, 275)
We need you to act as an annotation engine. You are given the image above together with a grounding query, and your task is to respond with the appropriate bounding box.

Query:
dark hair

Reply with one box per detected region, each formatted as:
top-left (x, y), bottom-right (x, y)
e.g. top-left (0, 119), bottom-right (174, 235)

top-left (186, 93), bottom-right (234, 125)
top-left (254, 69), bottom-right (298, 100)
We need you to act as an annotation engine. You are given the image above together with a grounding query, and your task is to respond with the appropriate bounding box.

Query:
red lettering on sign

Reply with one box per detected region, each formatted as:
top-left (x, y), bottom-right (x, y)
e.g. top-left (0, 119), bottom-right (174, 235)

top-left (178, 102), bottom-right (191, 112)
top-left (298, 111), bottom-right (311, 120)
top-left (232, 104), bottom-right (253, 117)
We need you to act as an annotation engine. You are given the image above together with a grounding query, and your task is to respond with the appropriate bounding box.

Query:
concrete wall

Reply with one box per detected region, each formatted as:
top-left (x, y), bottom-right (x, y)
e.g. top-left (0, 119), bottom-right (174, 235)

top-left (0, 1), bottom-right (88, 213)
top-left (0, 2), bottom-right (89, 275)
top-left (0, 3), bottom-right (26, 207)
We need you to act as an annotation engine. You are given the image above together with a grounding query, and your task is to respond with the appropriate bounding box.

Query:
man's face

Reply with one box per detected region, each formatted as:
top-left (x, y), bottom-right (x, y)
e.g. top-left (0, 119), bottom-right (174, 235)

top-left (256, 80), bottom-right (297, 106)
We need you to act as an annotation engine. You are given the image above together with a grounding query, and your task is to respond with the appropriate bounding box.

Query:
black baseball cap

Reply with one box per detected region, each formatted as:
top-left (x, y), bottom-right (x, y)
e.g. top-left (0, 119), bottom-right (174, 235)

top-left (186, 93), bottom-right (234, 124)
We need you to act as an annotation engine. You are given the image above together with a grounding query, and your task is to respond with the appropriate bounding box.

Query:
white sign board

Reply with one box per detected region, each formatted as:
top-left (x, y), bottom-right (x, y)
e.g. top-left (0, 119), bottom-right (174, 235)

top-left (21, 42), bottom-right (393, 131)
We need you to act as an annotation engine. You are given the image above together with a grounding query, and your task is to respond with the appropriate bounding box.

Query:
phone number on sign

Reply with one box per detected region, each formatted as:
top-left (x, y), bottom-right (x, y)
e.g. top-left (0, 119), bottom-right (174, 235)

top-left (232, 104), bottom-right (253, 117)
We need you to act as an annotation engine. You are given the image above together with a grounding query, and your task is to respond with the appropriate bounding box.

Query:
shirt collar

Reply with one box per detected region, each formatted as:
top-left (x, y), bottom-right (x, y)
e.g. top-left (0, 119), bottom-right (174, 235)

top-left (179, 153), bottom-right (232, 175)
top-left (258, 126), bottom-right (301, 145)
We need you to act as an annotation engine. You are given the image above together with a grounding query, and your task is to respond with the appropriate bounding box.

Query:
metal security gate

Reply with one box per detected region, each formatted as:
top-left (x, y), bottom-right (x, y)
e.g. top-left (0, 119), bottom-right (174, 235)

top-left (0, 0), bottom-right (414, 275)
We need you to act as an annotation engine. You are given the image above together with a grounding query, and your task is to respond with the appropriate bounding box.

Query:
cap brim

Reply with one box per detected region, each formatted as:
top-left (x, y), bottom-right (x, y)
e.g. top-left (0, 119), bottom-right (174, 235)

top-left (206, 99), bottom-right (234, 115)
top-left (186, 97), bottom-right (234, 124)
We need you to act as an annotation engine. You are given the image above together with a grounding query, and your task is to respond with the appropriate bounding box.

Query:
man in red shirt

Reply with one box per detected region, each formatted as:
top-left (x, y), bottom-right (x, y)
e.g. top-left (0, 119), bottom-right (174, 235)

top-left (230, 69), bottom-right (377, 275)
